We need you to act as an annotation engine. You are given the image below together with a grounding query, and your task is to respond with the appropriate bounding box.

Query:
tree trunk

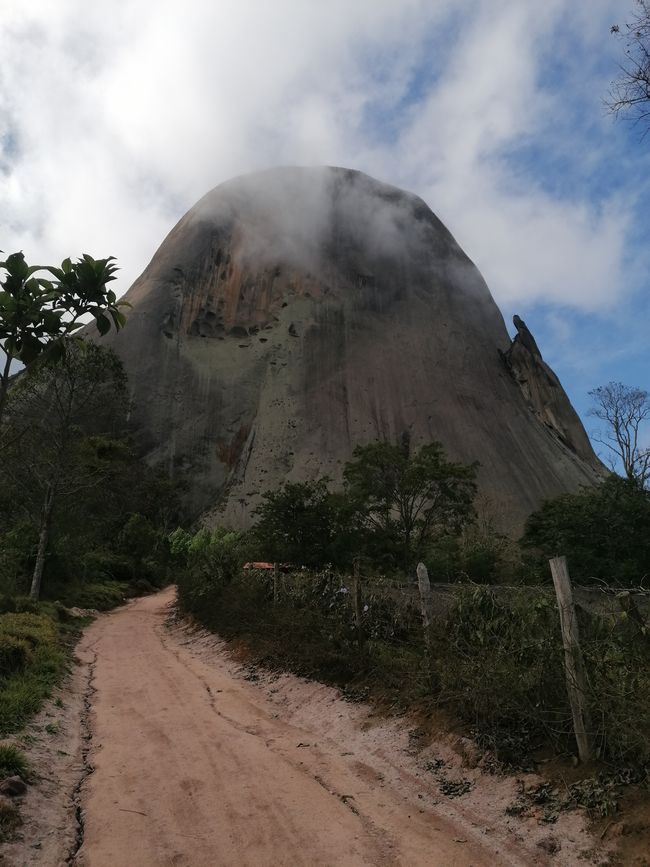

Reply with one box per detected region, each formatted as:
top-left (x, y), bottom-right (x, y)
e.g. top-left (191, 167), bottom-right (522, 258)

top-left (0, 350), bottom-right (14, 434)
top-left (352, 558), bottom-right (364, 648)
top-left (30, 484), bottom-right (55, 600)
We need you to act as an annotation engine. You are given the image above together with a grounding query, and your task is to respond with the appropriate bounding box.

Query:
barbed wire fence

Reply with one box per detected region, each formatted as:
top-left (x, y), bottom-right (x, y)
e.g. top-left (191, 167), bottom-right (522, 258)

top-left (237, 559), bottom-right (650, 766)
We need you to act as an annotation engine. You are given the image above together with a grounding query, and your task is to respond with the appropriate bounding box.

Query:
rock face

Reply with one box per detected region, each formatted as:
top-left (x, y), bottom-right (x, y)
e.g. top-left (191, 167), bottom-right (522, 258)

top-left (101, 166), bottom-right (603, 531)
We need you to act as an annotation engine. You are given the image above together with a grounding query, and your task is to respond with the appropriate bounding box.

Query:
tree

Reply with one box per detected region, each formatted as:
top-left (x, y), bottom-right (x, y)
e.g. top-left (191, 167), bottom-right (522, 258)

top-left (252, 480), bottom-right (340, 567)
top-left (588, 381), bottom-right (650, 487)
top-left (170, 527), bottom-right (248, 615)
top-left (523, 476), bottom-right (650, 584)
top-left (343, 440), bottom-right (477, 568)
top-left (0, 251), bottom-right (127, 432)
top-left (2, 342), bottom-right (128, 599)
top-left (607, 1), bottom-right (650, 133)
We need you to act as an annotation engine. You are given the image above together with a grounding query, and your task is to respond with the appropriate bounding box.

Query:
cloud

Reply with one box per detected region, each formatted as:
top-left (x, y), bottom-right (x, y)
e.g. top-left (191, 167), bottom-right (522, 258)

top-left (0, 0), bottom-right (643, 322)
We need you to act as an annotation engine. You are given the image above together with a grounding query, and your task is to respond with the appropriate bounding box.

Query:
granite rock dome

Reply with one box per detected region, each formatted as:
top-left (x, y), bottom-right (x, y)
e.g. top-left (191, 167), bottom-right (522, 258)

top-left (101, 166), bottom-right (603, 530)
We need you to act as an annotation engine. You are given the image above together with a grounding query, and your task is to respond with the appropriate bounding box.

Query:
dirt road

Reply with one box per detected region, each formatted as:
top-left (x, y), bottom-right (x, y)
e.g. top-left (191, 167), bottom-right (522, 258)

top-left (67, 589), bottom-right (595, 867)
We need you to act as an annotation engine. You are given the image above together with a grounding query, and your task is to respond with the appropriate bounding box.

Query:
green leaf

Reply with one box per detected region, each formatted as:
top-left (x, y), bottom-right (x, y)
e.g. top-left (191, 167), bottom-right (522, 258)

top-left (4, 252), bottom-right (28, 280)
top-left (43, 311), bottom-right (65, 332)
top-left (110, 309), bottom-right (127, 329)
top-left (16, 334), bottom-right (43, 365)
top-left (95, 312), bottom-right (111, 336)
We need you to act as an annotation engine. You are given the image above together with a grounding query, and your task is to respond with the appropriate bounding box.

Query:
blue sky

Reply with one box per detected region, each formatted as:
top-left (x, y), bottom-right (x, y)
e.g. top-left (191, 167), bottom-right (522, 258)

top-left (1, 0), bottom-right (648, 454)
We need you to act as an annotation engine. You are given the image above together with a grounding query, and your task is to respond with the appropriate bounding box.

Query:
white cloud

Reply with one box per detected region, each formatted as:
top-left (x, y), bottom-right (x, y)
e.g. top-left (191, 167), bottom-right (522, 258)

top-left (0, 0), bottom-right (640, 314)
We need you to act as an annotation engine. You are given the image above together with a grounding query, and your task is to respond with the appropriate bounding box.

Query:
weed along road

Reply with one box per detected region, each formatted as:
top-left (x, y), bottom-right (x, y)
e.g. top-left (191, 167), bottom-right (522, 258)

top-left (71, 589), bottom-right (549, 867)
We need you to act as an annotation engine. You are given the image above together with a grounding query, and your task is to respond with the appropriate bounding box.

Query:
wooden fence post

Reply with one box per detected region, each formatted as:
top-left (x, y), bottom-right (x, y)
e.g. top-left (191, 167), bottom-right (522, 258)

top-left (352, 558), bottom-right (364, 647)
top-left (549, 556), bottom-right (592, 764)
top-left (416, 562), bottom-right (433, 653)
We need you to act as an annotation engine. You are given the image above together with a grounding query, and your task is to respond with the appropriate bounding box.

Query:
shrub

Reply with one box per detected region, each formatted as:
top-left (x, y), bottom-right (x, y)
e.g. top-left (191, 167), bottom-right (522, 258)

top-left (251, 480), bottom-right (345, 567)
top-left (0, 596), bottom-right (16, 615)
top-left (439, 587), bottom-right (567, 761)
top-left (582, 614), bottom-right (650, 765)
top-left (13, 597), bottom-right (40, 615)
top-left (0, 525), bottom-right (35, 599)
top-left (0, 744), bottom-right (28, 778)
top-left (0, 636), bottom-right (30, 678)
top-left (523, 476), bottom-right (650, 584)
top-left (48, 581), bottom-right (128, 611)
top-left (174, 528), bottom-right (246, 615)
top-left (130, 577), bottom-right (156, 596)
top-left (78, 549), bottom-right (133, 583)
top-left (0, 798), bottom-right (22, 842)
top-left (175, 551), bottom-right (650, 770)
top-left (439, 586), bottom-right (650, 766)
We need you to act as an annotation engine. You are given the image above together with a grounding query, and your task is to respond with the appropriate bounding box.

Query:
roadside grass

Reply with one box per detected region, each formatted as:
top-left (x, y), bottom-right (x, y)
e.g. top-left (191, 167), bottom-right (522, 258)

top-left (0, 577), bottom-right (153, 738)
top-left (0, 744), bottom-right (29, 778)
top-left (0, 611), bottom-right (71, 736)
top-left (0, 799), bottom-right (22, 843)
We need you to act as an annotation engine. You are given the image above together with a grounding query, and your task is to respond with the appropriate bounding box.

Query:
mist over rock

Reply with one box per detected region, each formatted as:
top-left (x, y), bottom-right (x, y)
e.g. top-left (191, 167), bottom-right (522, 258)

top-left (101, 166), bottom-right (603, 531)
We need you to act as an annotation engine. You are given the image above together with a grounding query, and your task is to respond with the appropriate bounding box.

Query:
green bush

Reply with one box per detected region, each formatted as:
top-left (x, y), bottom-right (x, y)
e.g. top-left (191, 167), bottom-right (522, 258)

top-left (176, 563), bottom-right (428, 704)
top-left (129, 577), bottom-right (157, 596)
top-left (0, 596), bottom-right (16, 615)
top-left (439, 587), bottom-right (567, 761)
top-left (78, 549), bottom-right (134, 583)
top-left (523, 476), bottom-right (650, 584)
top-left (0, 744), bottom-right (28, 778)
top-left (439, 586), bottom-right (650, 767)
top-left (0, 636), bottom-right (30, 678)
top-left (0, 525), bottom-right (35, 599)
top-left (13, 597), bottom-right (40, 614)
top-left (425, 524), bottom-right (529, 583)
top-left (47, 581), bottom-right (128, 611)
top-left (174, 527), bottom-right (246, 615)
top-left (582, 615), bottom-right (650, 765)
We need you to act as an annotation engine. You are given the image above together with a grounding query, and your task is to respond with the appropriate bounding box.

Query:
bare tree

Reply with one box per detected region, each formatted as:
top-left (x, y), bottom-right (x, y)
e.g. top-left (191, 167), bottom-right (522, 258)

top-left (607, 1), bottom-right (650, 134)
top-left (588, 381), bottom-right (650, 487)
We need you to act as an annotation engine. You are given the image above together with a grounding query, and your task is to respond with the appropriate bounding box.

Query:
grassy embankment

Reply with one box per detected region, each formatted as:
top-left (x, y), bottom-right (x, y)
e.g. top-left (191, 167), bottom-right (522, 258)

top-left (0, 584), bottom-right (126, 737)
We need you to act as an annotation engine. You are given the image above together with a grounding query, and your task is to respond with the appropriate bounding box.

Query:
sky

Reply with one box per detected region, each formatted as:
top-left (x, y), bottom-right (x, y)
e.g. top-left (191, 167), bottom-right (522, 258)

top-left (1, 0), bottom-right (648, 456)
